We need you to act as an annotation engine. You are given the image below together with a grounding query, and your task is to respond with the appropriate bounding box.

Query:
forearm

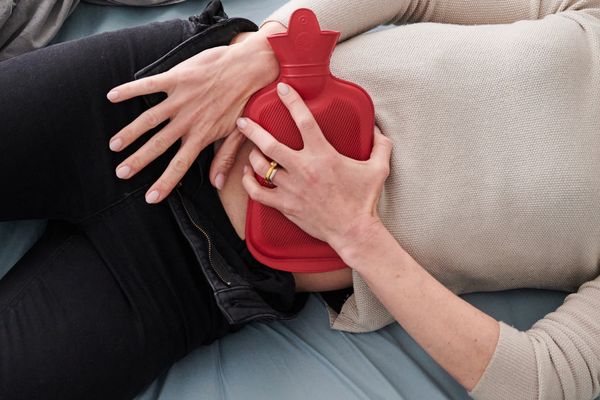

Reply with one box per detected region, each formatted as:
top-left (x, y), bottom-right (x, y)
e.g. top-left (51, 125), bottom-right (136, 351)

top-left (228, 21), bottom-right (286, 88)
top-left (263, 0), bottom-right (599, 42)
top-left (262, 0), bottom-right (412, 41)
top-left (337, 224), bottom-right (500, 391)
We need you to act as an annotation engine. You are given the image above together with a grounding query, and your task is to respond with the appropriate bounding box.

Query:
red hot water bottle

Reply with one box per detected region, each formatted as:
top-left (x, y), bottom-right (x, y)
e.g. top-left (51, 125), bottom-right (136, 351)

top-left (244, 8), bottom-right (375, 273)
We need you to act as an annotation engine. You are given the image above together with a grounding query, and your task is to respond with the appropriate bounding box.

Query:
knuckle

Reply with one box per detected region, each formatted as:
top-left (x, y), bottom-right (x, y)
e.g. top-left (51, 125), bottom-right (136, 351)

top-left (242, 121), bottom-right (253, 135)
top-left (259, 158), bottom-right (272, 174)
top-left (151, 136), bottom-right (168, 153)
top-left (288, 94), bottom-right (301, 107)
top-left (189, 134), bottom-right (209, 150)
top-left (248, 185), bottom-right (261, 201)
top-left (298, 117), bottom-right (317, 132)
top-left (322, 154), bottom-right (337, 166)
top-left (144, 109), bottom-right (160, 128)
top-left (382, 136), bottom-right (393, 148)
top-left (156, 177), bottom-right (173, 191)
top-left (382, 166), bottom-right (390, 179)
top-left (377, 162), bottom-right (390, 178)
top-left (283, 199), bottom-right (303, 216)
top-left (265, 141), bottom-right (280, 158)
top-left (303, 165), bottom-right (320, 186)
top-left (128, 156), bottom-right (141, 171)
top-left (281, 200), bottom-right (295, 216)
top-left (176, 68), bottom-right (195, 84)
top-left (144, 77), bottom-right (158, 91)
top-left (249, 156), bottom-right (262, 173)
top-left (248, 148), bottom-right (260, 164)
top-left (287, 180), bottom-right (302, 196)
top-left (120, 127), bottom-right (135, 141)
top-left (118, 131), bottom-right (130, 142)
top-left (219, 153), bottom-right (237, 169)
top-left (384, 163), bottom-right (391, 176)
top-left (247, 155), bottom-right (258, 171)
top-left (172, 157), bottom-right (191, 173)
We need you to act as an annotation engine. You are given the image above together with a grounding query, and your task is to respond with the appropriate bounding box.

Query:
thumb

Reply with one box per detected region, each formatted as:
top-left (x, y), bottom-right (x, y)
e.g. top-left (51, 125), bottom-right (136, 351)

top-left (210, 129), bottom-right (246, 190)
top-left (369, 126), bottom-right (393, 166)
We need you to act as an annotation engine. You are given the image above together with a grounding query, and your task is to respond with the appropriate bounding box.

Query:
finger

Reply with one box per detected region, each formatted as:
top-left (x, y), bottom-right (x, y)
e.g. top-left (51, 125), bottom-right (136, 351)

top-left (248, 147), bottom-right (291, 189)
top-left (115, 120), bottom-right (184, 180)
top-left (106, 73), bottom-right (171, 103)
top-left (369, 126), bottom-right (393, 171)
top-left (209, 129), bottom-right (246, 190)
top-left (241, 165), bottom-right (282, 210)
top-left (109, 100), bottom-right (176, 152)
top-left (144, 143), bottom-right (201, 204)
top-left (276, 82), bottom-right (329, 149)
top-left (236, 117), bottom-right (296, 167)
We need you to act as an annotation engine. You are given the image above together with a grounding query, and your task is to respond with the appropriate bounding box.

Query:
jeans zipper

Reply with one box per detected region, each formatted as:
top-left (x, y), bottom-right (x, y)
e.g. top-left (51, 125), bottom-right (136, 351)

top-left (177, 189), bottom-right (232, 286)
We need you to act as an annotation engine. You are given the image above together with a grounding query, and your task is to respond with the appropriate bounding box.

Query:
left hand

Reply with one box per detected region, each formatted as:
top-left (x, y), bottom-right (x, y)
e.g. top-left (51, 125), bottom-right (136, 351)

top-left (237, 82), bottom-right (393, 255)
top-left (106, 23), bottom-right (284, 203)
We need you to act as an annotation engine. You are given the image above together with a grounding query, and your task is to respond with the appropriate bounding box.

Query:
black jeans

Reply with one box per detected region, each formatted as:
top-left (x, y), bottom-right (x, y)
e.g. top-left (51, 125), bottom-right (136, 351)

top-left (0, 5), bottom-right (260, 400)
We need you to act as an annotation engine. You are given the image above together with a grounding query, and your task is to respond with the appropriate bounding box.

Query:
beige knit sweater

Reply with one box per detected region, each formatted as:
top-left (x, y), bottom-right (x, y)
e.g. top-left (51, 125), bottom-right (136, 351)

top-left (263, 1), bottom-right (600, 399)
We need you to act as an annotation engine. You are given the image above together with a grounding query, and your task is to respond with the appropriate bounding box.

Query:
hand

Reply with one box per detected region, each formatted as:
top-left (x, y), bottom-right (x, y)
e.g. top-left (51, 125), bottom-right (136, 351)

top-left (237, 82), bottom-right (393, 256)
top-left (106, 22), bottom-right (285, 203)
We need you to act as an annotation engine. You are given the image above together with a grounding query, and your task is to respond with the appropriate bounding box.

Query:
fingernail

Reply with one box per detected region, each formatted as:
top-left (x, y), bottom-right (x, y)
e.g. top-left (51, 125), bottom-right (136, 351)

top-left (236, 118), bottom-right (247, 129)
top-left (243, 165), bottom-right (248, 174)
top-left (116, 165), bottom-right (131, 179)
top-left (106, 90), bottom-right (119, 101)
top-left (277, 82), bottom-right (289, 96)
top-left (146, 190), bottom-right (160, 204)
top-left (215, 173), bottom-right (225, 190)
top-left (109, 138), bottom-right (123, 152)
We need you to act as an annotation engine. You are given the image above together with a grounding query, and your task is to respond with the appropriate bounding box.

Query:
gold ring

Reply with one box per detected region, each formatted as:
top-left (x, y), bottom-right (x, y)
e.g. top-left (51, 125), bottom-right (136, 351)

top-left (264, 161), bottom-right (279, 184)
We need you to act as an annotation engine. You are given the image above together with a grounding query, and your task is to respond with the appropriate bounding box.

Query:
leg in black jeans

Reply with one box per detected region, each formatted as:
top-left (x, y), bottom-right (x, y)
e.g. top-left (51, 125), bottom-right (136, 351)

top-left (0, 18), bottom-right (193, 222)
top-left (0, 12), bottom-right (241, 400)
top-left (0, 207), bottom-right (229, 400)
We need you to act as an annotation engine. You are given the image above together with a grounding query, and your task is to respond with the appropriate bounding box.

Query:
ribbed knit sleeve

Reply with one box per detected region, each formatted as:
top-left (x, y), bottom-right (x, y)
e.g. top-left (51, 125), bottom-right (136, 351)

top-left (262, 0), bottom-right (600, 41)
top-left (262, 0), bottom-right (412, 41)
top-left (263, 1), bottom-right (600, 399)
top-left (470, 276), bottom-right (600, 400)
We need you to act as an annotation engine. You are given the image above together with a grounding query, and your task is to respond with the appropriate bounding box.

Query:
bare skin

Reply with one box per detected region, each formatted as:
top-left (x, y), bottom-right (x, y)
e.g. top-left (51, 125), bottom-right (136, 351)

top-left (217, 139), bottom-right (353, 293)
top-left (106, 23), bottom-right (286, 203)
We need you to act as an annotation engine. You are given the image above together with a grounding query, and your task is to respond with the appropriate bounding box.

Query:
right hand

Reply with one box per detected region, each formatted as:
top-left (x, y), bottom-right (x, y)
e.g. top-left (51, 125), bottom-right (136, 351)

top-left (238, 83), bottom-right (392, 255)
top-left (106, 22), bottom-right (285, 204)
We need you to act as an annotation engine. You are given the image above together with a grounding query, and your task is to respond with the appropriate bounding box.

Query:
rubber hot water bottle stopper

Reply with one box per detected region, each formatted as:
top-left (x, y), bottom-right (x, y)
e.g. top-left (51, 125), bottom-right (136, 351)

top-left (244, 8), bottom-right (375, 273)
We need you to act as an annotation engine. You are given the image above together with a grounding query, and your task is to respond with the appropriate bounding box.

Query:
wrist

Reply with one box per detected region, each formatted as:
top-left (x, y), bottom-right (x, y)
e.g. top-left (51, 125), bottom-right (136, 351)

top-left (229, 22), bottom-right (285, 89)
top-left (331, 216), bottom-right (390, 268)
